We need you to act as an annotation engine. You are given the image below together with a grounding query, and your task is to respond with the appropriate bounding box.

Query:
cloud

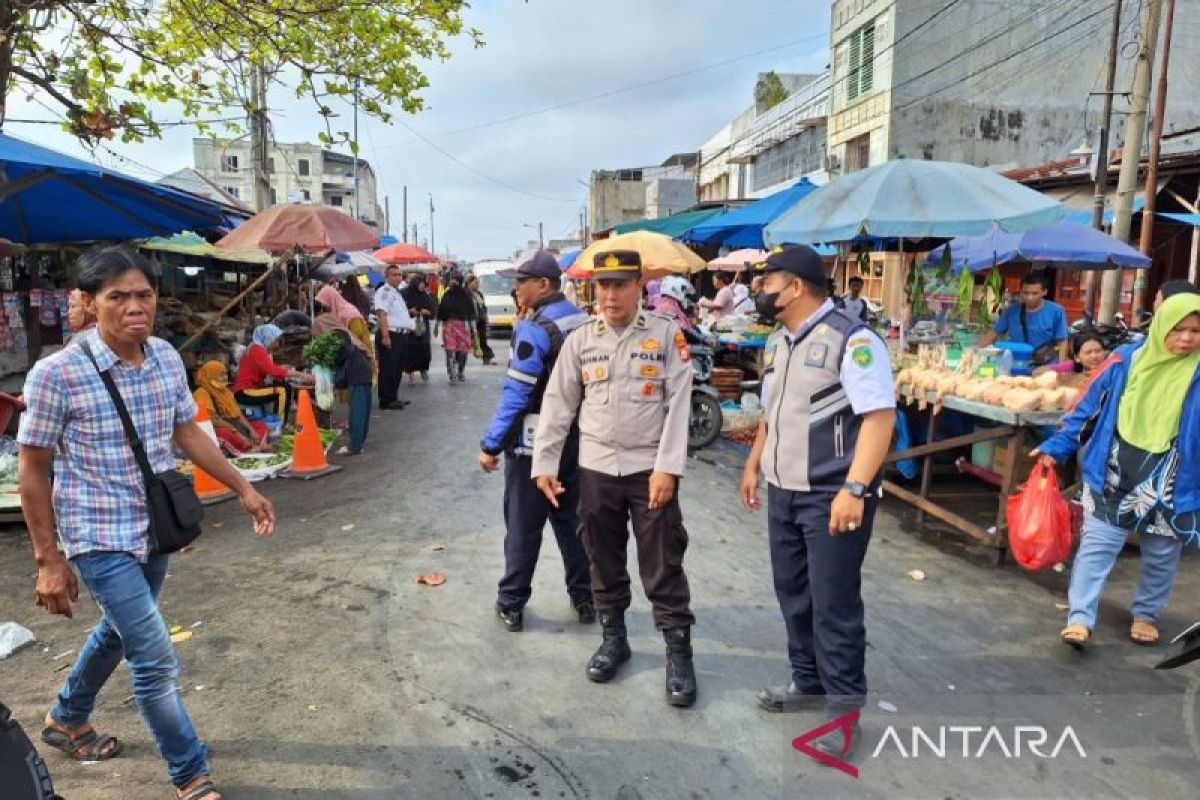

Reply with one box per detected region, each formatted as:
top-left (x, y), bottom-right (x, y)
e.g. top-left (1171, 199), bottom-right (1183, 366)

top-left (5, 0), bottom-right (830, 260)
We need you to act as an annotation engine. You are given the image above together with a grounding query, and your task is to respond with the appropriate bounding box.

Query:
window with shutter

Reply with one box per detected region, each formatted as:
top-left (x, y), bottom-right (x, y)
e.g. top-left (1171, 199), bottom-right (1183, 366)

top-left (861, 24), bottom-right (875, 95)
top-left (848, 29), bottom-right (862, 101)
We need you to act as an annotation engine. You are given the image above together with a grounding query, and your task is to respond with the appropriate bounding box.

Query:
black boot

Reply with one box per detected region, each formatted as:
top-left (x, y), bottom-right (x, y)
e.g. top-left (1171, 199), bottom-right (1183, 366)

top-left (574, 597), bottom-right (596, 625)
top-left (586, 610), bottom-right (631, 683)
top-left (495, 604), bottom-right (523, 633)
top-left (663, 627), bottom-right (697, 707)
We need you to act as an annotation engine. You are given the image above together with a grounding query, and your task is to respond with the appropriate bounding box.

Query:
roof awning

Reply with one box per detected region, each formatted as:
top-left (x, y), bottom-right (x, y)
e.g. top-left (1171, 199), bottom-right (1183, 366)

top-left (609, 207), bottom-right (725, 238)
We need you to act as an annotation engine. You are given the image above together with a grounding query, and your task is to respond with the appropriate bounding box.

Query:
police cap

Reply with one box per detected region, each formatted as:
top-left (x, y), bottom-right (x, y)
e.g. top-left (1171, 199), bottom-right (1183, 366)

top-left (763, 245), bottom-right (825, 285)
top-left (592, 249), bottom-right (642, 281)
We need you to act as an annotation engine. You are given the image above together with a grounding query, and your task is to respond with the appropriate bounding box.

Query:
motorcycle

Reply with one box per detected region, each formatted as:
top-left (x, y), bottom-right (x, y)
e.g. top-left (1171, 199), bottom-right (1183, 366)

top-left (1156, 621), bottom-right (1200, 670)
top-left (684, 327), bottom-right (723, 451)
top-left (1069, 310), bottom-right (1144, 353)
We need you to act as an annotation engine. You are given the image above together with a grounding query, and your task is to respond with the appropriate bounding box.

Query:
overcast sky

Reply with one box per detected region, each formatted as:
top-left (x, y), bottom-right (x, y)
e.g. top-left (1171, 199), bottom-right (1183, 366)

top-left (6, 1), bottom-right (830, 262)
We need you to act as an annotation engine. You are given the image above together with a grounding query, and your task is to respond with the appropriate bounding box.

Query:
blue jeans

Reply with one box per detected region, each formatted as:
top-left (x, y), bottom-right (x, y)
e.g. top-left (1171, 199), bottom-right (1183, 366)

top-left (1067, 513), bottom-right (1184, 630)
top-left (52, 551), bottom-right (208, 788)
top-left (348, 383), bottom-right (371, 453)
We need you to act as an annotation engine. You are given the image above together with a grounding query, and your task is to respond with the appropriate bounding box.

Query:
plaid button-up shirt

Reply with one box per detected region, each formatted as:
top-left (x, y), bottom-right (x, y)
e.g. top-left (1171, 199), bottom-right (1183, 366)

top-left (17, 330), bottom-right (197, 561)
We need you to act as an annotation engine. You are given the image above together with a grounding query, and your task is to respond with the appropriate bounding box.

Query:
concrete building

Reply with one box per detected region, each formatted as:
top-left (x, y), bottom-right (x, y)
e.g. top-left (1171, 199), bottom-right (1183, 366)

top-left (192, 138), bottom-right (383, 226)
top-left (827, 0), bottom-right (1200, 173)
top-left (588, 153), bottom-right (697, 232)
top-left (698, 72), bottom-right (830, 202)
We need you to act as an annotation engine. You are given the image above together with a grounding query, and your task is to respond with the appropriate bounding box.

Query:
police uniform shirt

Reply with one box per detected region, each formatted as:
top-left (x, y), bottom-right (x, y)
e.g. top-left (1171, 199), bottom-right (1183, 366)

top-left (761, 299), bottom-right (894, 417)
top-left (532, 311), bottom-right (693, 479)
top-left (373, 284), bottom-right (415, 333)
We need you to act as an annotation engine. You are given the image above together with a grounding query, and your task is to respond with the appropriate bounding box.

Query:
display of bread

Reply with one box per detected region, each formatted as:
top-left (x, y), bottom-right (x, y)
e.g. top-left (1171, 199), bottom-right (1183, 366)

top-left (895, 344), bottom-right (1080, 415)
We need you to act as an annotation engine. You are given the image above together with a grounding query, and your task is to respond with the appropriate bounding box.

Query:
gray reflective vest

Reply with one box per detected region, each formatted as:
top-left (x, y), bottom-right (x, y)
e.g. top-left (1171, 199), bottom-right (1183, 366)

top-left (761, 309), bottom-right (866, 492)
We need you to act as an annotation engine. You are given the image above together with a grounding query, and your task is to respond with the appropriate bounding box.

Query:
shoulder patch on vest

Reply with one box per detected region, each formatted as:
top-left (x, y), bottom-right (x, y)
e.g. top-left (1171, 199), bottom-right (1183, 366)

top-left (674, 331), bottom-right (690, 362)
top-left (516, 341), bottom-right (534, 360)
top-left (851, 344), bottom-right (874, 368)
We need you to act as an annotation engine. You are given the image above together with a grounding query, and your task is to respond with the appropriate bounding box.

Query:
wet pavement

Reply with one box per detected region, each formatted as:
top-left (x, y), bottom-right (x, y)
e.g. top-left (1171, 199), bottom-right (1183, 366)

top-left (2, 344), bottom-right (1199, 799)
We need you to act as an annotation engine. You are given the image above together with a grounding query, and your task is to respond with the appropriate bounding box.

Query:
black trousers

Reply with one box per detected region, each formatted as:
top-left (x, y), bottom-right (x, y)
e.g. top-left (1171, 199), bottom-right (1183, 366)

top-left (577, 468), bottom-right (694, 630)
top-left (497, 435), bottom-right (591, 611)
top-left (767, 485), bottom-right (876, 713)
top-left (375, 331), bottom-right (409, 406)
top-left (475, 318), bottom-right (495, 362)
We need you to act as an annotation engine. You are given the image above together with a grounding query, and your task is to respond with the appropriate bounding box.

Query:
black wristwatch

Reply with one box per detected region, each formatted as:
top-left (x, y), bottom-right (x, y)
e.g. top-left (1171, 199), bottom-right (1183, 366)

top-left (842, 480), bottom-right (869, 499)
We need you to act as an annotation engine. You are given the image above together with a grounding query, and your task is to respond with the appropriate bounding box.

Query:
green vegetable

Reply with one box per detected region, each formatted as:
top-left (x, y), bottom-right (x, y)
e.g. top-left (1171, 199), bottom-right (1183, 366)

top-left (984, 264), bottom-right (1004, 321)
top-left (302, 332), bottom-right (344, 369)
top-left (906, 261), bottom-right (929, 316)
top-left (955, 262), bottom-right (975, 318)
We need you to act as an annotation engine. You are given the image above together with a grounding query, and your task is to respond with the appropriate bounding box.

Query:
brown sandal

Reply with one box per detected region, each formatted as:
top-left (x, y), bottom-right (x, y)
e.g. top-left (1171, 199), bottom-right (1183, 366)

top-left (40, 725), bottom-right (123, 761)
top-left (1061, 623), bottom-right (1090, 650)
top-left (1131, 619), bottom-right (1160, 646)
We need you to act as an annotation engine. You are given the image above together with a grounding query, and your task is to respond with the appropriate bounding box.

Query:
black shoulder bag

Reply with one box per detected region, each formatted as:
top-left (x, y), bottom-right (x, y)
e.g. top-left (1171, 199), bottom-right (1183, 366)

top-left (80, 340), bottom-right (204, 555)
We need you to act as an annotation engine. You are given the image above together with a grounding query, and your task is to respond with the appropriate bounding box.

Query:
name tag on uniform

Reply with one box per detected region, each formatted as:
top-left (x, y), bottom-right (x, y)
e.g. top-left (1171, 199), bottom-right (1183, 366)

top-left (805, 343), bottom-right (829, 367)
top-left (520, 413), bottom-right (539, 449)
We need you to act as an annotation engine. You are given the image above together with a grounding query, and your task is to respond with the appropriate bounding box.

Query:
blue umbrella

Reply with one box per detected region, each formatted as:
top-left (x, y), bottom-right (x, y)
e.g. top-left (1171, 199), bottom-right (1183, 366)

top-left (681, 178), bottom-right (820, 248)
top-left (926, 221), bottom-right (1151, 273)
top-left (764, 160), bottom-right (1064, 246)
top-left (0, 132), bottom-right (232, 244)
top-left (558, 248), bottom-right (582, 268)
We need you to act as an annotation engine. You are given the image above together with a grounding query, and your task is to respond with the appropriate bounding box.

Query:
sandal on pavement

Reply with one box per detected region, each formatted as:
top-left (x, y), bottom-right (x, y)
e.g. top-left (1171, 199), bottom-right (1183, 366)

top-left (40, 725), bottom-right (123, 761)
top-left (1061, 623), bottom-right (1090, 650)
top-left (176, 777), bottom-right (220, 800)
top-left (1131, 618), bottom-right (1160, 646)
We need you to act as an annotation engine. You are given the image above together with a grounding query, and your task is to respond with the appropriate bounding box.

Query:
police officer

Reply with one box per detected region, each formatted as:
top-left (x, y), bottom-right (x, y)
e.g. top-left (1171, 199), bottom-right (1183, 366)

top-left (532, 250), bottom-right (698, 707)
top-left (738, 246), bottom-right (895, 758)
top-left (479, 250), bottom-right (594, 632)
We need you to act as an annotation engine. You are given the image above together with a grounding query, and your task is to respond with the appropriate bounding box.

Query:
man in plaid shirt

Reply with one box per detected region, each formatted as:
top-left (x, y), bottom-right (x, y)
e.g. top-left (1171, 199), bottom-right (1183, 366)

top-left (18, 246), bottom-right (276, 800)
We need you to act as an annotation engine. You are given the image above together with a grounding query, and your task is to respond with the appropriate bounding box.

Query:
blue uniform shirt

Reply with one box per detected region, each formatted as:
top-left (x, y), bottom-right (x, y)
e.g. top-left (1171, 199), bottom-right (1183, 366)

top-left (993, 300), bottom-right (1068, 351)
top-left (761, 299), bottom-right (895, 415)
top-left (481, 293), bottom-right (589, 455)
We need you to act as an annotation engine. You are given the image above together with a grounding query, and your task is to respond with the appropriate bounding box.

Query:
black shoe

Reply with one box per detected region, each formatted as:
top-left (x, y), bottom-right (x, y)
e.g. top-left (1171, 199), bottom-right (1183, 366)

top-left (664, 627), bottom-right (697, 708)
top-left (586, 610), bottom-right (631, 683)
top-left (495, 605), bottom-right (523, 632)
top-left (812, 721), bottom-right (862, 761)
top-left (379, 401), bottom-right (405, 410)
top-left (756, 682), bottom-right (826, 713)
top-left (574, 598), bottom-right (596, 625)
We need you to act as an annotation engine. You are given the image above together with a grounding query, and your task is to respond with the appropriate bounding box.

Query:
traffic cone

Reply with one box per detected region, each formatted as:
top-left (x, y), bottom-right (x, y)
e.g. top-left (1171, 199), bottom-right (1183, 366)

top-left (281, 388), bottom-right (342, 480)
top-left (193, 404), bottom-right (236, 505)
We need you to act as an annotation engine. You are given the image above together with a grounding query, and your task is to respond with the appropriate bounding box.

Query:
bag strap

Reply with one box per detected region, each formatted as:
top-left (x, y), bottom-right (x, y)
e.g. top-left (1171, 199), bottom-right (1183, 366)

top-left (79, 339), bottom-right (156, 484)
top-left (1020, 304), bottom-right (1029, 344)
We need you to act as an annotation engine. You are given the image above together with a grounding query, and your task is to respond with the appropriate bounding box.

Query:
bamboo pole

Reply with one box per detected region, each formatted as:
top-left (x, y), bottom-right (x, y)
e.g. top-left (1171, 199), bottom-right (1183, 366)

top-left (177, 246), bottom-right (298, 352)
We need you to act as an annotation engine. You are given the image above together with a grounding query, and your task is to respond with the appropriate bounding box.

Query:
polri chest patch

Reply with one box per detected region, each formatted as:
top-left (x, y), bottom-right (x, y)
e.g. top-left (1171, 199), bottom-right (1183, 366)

top-left (804, 342), bottom-right (829, 368)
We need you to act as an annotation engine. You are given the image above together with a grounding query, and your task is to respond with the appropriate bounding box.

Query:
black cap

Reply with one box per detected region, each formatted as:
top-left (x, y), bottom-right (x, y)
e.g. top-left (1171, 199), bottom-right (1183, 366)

top-left (499, 250), bottom-right (561, 280)
top-left (592, 249), bottom-right (642, 280)
top-left (763, 245), bottom-right (825, 284)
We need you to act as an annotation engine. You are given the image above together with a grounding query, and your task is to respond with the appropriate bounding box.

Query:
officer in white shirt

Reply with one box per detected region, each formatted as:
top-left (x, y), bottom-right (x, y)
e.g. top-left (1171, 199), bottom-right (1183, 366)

top-left (373, 265), bottom-right (415, 410)
top-left (739, 246), bottom-right (895, 763)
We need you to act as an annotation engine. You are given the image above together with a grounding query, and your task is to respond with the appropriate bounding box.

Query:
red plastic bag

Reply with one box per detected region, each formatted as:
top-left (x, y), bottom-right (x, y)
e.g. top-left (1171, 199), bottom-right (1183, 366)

top-left (1006, 463), bottom-right (1073, 571)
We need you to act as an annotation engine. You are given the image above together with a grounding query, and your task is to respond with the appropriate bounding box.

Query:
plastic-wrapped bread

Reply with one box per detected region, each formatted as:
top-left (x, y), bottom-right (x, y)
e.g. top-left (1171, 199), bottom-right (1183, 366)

top-left (1034, 370), bottom-right (1059, 389)
top-left (959, 379), bottom-right (991, 401)
top-left (1001, 387), bottom-right (1042, 413)
top-left (982, 383), bottom-right (1010, 405)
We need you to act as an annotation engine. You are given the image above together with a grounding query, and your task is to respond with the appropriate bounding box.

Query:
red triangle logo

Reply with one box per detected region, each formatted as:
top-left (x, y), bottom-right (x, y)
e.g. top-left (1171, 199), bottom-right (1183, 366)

top-left (791, 710), bottom-right (860, 779)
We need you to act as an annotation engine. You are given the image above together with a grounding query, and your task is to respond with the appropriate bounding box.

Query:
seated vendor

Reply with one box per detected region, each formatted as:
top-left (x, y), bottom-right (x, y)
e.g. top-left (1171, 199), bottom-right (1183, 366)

top-left (978, 273), bottom-right (1068, 365)
top-left (194, 361), bottom-right (269, 454)
top-left (1035, 333), bottom-right (1108, 378)
top-left (232, 323), bottom-right (311, 423)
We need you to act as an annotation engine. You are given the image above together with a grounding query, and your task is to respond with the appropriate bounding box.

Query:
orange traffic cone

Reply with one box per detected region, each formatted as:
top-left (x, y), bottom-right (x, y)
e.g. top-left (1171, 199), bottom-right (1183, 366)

top-left (281, 388), bottom-right (342, 480)
top-left (193, 404), bottom-right (236, 504)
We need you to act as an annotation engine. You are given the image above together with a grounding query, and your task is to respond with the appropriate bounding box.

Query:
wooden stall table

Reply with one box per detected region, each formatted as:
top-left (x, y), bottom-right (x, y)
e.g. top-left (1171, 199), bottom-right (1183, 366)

top-left (715, 336), bottom-right (766, 380)
top-left (884, 386), bottom-right (1063, 563)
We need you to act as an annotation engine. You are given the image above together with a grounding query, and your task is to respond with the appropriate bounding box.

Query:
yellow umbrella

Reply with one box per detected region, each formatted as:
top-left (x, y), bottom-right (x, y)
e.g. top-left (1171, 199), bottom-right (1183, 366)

top-left (575, 230), bottom-right (706, 279)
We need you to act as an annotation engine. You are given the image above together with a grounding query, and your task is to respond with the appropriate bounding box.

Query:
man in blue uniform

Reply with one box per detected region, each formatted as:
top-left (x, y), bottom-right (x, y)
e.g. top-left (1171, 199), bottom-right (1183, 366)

top-left (979, 273), bottom-right (1068, 365)
top-left (479, 251), bottom-right (594, 632)
top-left (739, 246), bottom-right (895, 760)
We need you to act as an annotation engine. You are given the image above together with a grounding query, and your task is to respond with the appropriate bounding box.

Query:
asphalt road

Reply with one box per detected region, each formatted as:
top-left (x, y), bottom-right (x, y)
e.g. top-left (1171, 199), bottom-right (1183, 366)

top-left (3, 344), bottom-right (1200, 799)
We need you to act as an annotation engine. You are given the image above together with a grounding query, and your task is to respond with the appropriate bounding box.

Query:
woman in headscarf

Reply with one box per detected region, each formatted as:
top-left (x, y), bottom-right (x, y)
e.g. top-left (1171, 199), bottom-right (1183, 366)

top-left (313, 284), bottom-right (373, 360)
top-left (233, 324), bottom-right (311, 424)
top-left (467, 275), bottom-right (496, 366)
top-left (1036, 294), bottom-right (1200, 649)
top-left (66, 288), bottom-right (97, 338)
top-left (434, 271), bottom-right (476, 384)
top-left (401, 273), bottom-right (437, 382)
top-left (326, 327), bottom-right (374, 456)
top-left (194, 361), bottom-right (268, 454)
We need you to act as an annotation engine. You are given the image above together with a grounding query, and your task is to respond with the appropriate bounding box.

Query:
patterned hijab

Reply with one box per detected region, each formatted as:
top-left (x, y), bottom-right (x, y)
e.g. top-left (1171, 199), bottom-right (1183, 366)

top-left (251, 324), bottom-right (283, 349)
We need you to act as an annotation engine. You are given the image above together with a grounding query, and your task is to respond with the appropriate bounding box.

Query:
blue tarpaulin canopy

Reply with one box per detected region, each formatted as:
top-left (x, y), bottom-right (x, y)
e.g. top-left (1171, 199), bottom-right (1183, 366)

top-left (681, 178), bottom-right (820, 249)
top-left (926, 221), bottom-right (1151, 272)
top-left (1061, 196), bottom-right (1146, 226)
top-left (1158, 212), bottom-right (1200, 227)
top-left (609, 208), bottom-right (725, 238)
top-left (0, 132), bottom-right (238, 244)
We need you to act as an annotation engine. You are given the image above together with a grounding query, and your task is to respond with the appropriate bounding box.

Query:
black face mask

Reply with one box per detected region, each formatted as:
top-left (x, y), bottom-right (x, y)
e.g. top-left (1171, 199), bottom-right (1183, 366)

top-left (756, 286), bottom-right (798, 324)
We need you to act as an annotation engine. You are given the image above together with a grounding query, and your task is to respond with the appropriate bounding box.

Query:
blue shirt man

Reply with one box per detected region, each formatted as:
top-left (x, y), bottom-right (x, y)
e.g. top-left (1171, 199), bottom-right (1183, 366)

top-left (478, 250), bottom-right (593, 632)
top-left (980, 274), bottom-right (1069, 362)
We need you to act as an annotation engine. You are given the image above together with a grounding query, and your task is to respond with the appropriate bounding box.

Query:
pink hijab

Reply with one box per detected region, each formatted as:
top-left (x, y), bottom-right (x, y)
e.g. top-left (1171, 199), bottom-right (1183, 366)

top-left (316, 284), bottom-right (363, 327)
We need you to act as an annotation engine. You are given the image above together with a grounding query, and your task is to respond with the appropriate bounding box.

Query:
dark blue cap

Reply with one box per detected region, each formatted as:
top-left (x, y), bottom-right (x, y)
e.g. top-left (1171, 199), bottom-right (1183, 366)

top-left (763, 245), bottom-right (826, 284)
top-left (499, 250), bottom-right (561, 280)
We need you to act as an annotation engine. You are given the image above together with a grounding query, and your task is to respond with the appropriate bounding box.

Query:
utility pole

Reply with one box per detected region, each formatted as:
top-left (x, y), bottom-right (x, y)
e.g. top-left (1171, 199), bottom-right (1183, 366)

top-left (579, 210), bottom-right (586, 245)
top-left (384, 195), bottom-right (391, 236)
top-left (248, 63), bottom-right (272, 212)
top-left (1133, 0), bottom-right (1176, 315)
top-left (1084, 0), bottom-right (1123, 316)
top-left (412, 222), bottom-right (419, 248)
top-left (429, 194), bottom-right (435, 255)
top-left (538, 221), bottom-right (544, 249)
top-left (402, 186), bottom-right (408, 242)
top-left (352, 78), bottom-right (360, 220)
top-left (1099, 0), bottom-right (1162, 323)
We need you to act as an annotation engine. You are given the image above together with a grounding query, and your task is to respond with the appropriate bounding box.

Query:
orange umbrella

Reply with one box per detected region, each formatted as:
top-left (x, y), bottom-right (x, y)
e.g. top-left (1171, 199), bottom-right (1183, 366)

top-left (374, 242), bottom-right (439, 265)
top-left (216, 204), bottom-right (378, 254)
